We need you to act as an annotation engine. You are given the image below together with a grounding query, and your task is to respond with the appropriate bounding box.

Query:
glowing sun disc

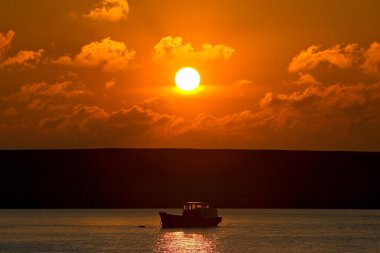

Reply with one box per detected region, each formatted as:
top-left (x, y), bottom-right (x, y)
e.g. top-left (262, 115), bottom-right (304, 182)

top-left (175, 67), bottom-right (201, 91)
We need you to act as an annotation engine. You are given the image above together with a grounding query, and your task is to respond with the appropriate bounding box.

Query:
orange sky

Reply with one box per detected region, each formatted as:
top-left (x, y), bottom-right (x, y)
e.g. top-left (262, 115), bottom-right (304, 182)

top-left (1, 0), bottom-right (380, 150)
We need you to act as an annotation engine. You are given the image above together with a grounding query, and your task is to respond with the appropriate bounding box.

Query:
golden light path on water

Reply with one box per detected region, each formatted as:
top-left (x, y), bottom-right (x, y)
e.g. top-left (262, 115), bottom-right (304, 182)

top-left (155, 231), bottom-right (218, 253)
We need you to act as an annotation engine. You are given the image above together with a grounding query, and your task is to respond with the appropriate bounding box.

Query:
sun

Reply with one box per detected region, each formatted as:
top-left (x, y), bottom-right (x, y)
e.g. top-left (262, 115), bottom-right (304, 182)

top-left (175, 67), bottom-right (201, 92)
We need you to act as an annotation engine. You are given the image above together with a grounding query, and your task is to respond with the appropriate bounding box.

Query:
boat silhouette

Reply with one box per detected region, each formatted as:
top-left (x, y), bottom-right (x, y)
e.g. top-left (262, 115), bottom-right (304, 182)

top-left (159, 202), bottom-right (222, 228)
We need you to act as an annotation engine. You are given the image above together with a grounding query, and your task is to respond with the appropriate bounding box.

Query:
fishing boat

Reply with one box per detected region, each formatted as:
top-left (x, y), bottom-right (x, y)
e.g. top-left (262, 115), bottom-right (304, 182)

top-left (159, 202), bottom-right (222, 228)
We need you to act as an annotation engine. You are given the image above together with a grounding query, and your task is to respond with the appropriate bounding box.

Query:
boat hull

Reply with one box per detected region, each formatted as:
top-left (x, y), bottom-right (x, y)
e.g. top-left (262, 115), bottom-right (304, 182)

top-left (159, 212), bottom-right (222, 228)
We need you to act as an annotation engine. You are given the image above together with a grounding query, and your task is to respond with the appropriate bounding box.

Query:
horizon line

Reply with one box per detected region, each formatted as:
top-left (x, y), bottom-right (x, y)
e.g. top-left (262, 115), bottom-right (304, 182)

top-left (0, 147), bottom-right (378, 153)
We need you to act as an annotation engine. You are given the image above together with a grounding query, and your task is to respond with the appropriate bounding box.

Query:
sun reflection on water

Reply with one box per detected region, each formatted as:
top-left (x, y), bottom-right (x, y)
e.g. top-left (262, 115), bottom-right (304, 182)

top-left (154, 231), bottom-right (219, 253)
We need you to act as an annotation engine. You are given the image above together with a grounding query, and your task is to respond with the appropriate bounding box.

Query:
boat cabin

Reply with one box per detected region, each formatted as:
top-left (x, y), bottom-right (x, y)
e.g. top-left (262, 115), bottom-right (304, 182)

top-left (182, 202), bottom-right (218, 218)
top-left (183, 202), bottom-right (210, 211)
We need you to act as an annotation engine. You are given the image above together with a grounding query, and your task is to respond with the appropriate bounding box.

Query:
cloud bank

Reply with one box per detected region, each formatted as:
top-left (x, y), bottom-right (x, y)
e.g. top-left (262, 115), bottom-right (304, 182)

top-left (1, 28), bottom-right (380, 150)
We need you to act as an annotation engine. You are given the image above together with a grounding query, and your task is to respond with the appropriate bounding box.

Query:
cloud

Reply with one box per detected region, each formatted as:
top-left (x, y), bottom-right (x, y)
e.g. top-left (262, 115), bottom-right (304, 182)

top-left (0, 30), bottom-right (15, 58)
top-left (4, 81), bottom-right (92, 105)
top-left (0, 49), bottom-right (44, 69)
top-left (288, 44), bottom-right (358, 73)
top-left (188, 111), bottom-right (256, 136)
top-left (1, 82), bottom-right (380, 149)
top-left (153, 36), bottom-right (235, 62)
top-left (0, 30), bottom-right (44, 71)
top-left (260, 82), bottom-right (376, 111)
top-left (259, 80), bottom-right (380, 147)
top-left (108, 106), bottom-right (181, 134)
top-left (1, 107), bottom-right (19, 117)
top-left (139, 96), bottom-right (169, 111)
top-left (361, 42), bottom-right (380, 76)
top-left (38, 105), bottom-right (109, 131)
top-left (84, 0), bottom-right (129, 22)
top-left (54, 38), bottom-right (135, 72)
top-left (293, 73), bottom-right (321, 86)
top-left (0, 78), bottom-right (94, 141)
top-left (34, 105), bottom-right (184, 147)
top-left (21, 81), bottom-right (90, 99)
top-left (252, 43), bottom-right (380, 150)
top-left (105, 79), bottom-right (116, 89)
top-left (30, 104), bottom-right (273, 149)
top-left (233, 80), bottom-right (252, 87)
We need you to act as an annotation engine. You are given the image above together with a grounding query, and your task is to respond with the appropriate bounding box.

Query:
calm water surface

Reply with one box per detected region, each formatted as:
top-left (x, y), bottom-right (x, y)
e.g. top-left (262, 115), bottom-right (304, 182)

top-left (0, 209), bottom-right (379, 252)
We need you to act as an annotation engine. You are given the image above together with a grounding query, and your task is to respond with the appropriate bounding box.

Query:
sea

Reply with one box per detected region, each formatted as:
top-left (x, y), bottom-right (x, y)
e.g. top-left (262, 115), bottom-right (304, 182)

top-left (0, 209), bottom-right (379, 252)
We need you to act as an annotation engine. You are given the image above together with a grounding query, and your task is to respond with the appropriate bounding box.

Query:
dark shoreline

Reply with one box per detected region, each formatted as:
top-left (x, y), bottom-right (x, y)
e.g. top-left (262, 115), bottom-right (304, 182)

top-left (1, 149), bottom-right (379, 209)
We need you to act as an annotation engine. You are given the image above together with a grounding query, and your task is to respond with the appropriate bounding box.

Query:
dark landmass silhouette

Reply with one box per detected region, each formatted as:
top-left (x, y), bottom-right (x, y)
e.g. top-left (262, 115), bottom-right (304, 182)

top-left (0, 149), bottom-right (379, 208)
